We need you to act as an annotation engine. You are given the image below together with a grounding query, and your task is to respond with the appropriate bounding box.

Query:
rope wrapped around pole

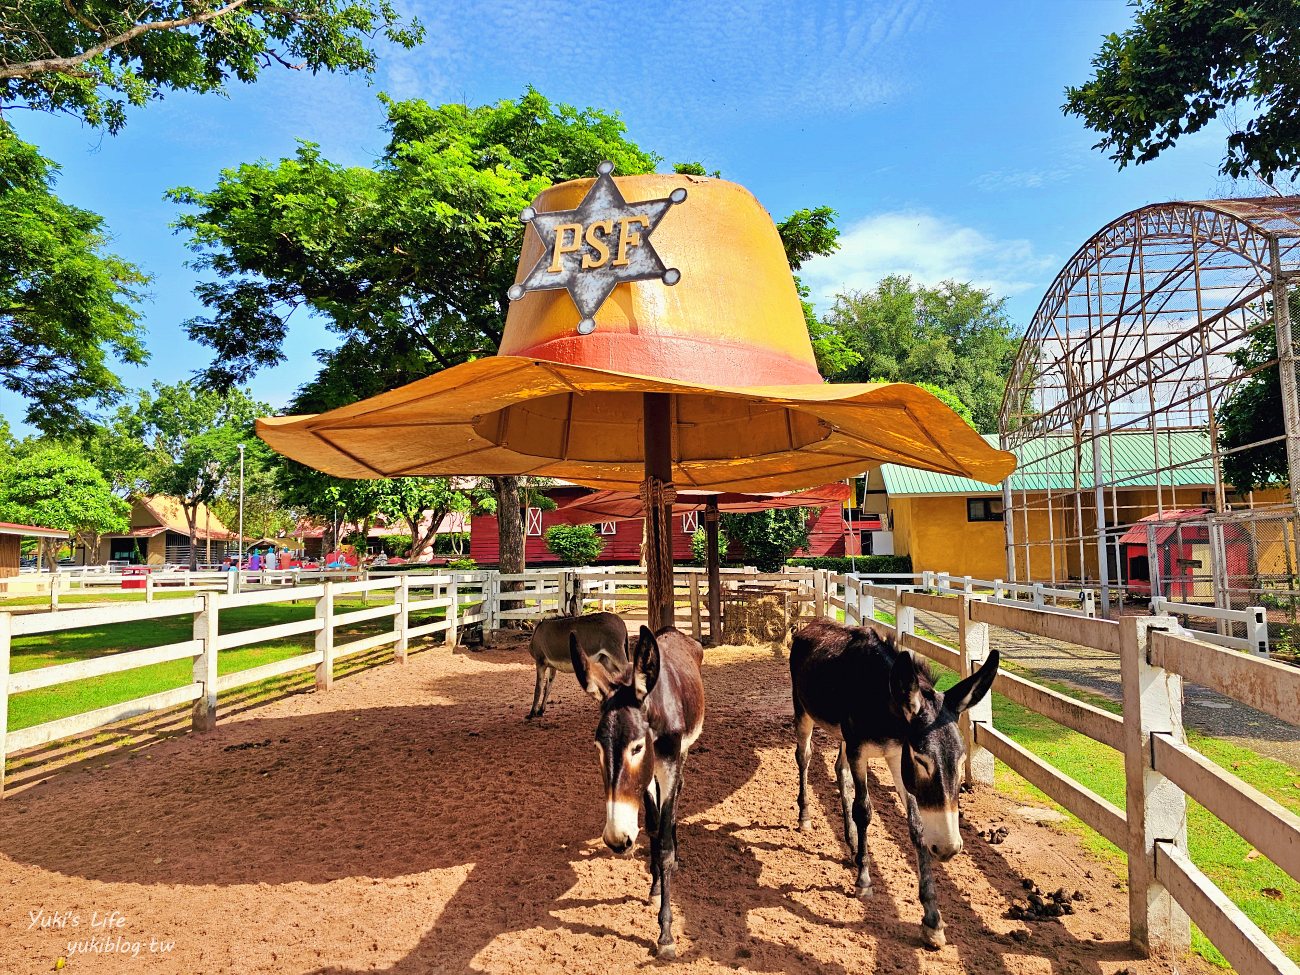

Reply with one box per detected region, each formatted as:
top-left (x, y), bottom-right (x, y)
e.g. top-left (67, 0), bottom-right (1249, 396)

top-left (640, 476), bottom-right (677, 631)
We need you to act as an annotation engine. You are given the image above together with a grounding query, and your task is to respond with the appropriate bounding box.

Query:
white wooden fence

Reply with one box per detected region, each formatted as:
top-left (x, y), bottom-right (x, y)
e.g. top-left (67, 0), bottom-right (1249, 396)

top-left (825, 571), bottom-right (1300, 975)
top-left (0, 572), bottom-right (488, 792)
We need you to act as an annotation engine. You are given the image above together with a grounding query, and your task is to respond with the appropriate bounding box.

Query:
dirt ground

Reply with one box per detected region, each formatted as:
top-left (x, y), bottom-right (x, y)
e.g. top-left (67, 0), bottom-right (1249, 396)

top-left (0, 638), bottom-right (1211, 975)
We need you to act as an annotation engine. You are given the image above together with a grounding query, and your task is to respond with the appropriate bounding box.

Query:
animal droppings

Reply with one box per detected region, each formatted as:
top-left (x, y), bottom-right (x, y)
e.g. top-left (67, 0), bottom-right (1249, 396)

top-left (1007, 880), bottom-right (1080, 921)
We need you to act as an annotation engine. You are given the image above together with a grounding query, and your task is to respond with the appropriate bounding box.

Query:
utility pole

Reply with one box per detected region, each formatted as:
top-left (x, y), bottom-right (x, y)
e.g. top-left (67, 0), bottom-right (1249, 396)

top-left (237, 443), bottom-right (246, 567)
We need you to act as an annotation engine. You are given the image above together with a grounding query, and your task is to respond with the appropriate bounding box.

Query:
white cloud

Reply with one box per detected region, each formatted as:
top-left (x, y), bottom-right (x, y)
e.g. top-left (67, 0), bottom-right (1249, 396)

top-left (800, 210), bottom-right (1057, 308)
top-left (971, 165), bottom-right (1077, 192)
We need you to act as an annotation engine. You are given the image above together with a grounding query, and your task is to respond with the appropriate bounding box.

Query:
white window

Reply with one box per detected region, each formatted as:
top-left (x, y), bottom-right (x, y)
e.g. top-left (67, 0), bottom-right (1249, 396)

top-left (599, 521), bottom-right (617, 535)
top-left (682, 510), bottom-right (699, 534)
top-left (526, 507), bottom-right (543, 536)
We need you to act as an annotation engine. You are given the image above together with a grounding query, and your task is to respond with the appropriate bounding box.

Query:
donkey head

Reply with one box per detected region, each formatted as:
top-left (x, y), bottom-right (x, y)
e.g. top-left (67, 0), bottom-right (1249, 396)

top-left (571, 626), bottom-right (662, 853)
top-left (889, 646), bottom-right (1000, 861)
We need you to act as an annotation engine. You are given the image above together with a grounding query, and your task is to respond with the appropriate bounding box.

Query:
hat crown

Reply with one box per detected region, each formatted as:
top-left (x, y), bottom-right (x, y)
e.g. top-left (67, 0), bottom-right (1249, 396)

top-left (500, 173), bottom-right (823, 387)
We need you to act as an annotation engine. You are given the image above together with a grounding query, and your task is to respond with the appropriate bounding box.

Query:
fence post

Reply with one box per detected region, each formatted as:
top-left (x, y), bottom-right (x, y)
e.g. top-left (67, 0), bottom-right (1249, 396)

top-left (394, 575), bottom-right (410, 664)
top-left (922, 570), bottom-right (934, 591)
top-left (191, 592), bottom-right (219, 733)
top-left (813, 570), bottom-right (827, 617)
top-left (1119, 615), bottom-right (1190, 956)
top-left (689, 572), bottom-right (702, 641)
top-left (895, 590), bottom-right (915, 645)
top-left (145, 572), bottom-right (155, 603)
top-left (1081, 588), bottom-right (1096, 618)
top-left (361, 566), bottom-right (370, 607)
top-left (1032, 582), bottom-right (1045, 609)
top-left (315, 581), bottom-right (335, 691)
top-left (485, 572), bottom-right (499, 635)
top-left (958, 595), bottom-right (993, 786)
top-left (49, 572), bottom-right (59, 612)
top-left (445, 576), bottom-right (460, 647)
top-left (963, 575), bottom-right (974, 595)
top-left (993, 578), bottom-right (1005, 602)
top-left (226, 571), bottom-right (236, 596)
top-left (0, 611), bottom-right (11, 795)
top-left (1246, 605), bottom-right (1269, 657)
top-left (861, 582), bottom-right (874, 626)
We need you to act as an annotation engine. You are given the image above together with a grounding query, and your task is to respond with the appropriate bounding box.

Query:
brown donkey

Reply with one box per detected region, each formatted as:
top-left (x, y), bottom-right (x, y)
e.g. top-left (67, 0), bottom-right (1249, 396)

top-left (571, 625), bottom-right (705, 959)
top-left (791, 617), bottom-right (999, 949)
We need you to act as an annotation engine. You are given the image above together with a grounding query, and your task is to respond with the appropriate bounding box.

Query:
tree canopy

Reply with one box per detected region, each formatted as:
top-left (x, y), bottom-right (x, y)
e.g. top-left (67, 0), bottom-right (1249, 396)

top-left (0, 0), bottom-right (423, 132)
top-left (0, 121), bottom-right (148, 431)
top-left (122, 381), bottom-right (266, 567)
top-left (1065, 0), bottom-right (1300, 182)
top-left (1216, 300), bottom-right (1296, 493)
top-left (722, 508), bottom-right (811, 573)
top-left (169, 89), bottom-right (663, 394)
top-left (816, 275), bottom-right (1018, 433)
top-left (0, 444), bottom-right (129, 567)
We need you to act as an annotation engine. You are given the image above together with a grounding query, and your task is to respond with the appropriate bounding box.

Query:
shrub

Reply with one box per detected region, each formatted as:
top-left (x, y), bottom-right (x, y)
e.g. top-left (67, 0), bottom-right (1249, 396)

top-left (544, 524), bottom-right (605, 566)
top-left (723, 508), bottom-right (811, 572)
top-left (385, 537), bottom-right (414, 558)
top-left (786, 555), bottom-right (913, 575)
top-left (434, 532), bottom-right (470, 555)
top-left (690, 526), bottom-right (729, 565)
top-left (447, 557), bottom-right (478, 571)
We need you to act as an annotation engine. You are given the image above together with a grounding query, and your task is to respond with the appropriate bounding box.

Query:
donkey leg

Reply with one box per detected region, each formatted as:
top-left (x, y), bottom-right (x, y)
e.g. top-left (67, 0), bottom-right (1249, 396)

top-left (888, 752), bottom-right (944, 948)
top-left (835, 740), bottom-right (859, 852)
top-left (794, 710), bottom-right (814, 830)
top-left (526, 660), bottom-right (547, 719)
top-left (644, 790), bottom-right (662, 907)
top-left (654, 782), bottom-right (680, 959)
top-left (538, 665), bottom-right (558, 715)
top-left (846, 742), bottom-right (875, 897)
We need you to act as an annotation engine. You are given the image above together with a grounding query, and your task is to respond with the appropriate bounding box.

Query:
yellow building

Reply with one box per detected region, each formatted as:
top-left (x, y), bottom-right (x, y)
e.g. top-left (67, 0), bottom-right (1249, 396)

top-left (870, 431), bottom-right (1235, 583)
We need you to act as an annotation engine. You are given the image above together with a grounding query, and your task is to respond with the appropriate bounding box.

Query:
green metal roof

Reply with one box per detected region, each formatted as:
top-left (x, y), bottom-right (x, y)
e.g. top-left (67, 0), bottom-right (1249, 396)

top-left (880, 430), bottom-right (1216, 496)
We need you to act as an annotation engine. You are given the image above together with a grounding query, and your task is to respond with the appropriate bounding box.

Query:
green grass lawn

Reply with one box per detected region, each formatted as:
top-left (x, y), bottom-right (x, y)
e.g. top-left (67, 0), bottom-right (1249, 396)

top-left (872, 606), bottom-right (1300, 967)
top-left (6, 595), bottom-right (451, 733)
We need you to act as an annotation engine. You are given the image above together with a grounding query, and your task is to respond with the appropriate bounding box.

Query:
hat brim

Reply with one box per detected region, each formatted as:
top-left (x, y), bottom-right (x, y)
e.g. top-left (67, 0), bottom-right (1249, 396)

top-left (256, 356), bottom-right (1016, 492)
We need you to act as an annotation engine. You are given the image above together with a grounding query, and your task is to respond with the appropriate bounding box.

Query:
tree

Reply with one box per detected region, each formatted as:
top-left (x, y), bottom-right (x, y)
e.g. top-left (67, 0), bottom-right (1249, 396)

top-left (376, 477), bottom-right (488, 562)
top-left (544, 524), bottom-right (605, 567)
top-left (129, 381), bottom-right (265, 568)
top-left (0, 0), bottom-right (422, 133)
top-left (690, 525), bottom-right (729, 567)
top-left (722, 508), bottom-right (811, 573)
top-left (0, 445), bottom-right (129, 568)
top-left (0, 121), bottom-right (148, 431)
top-left (170, 89), bottom-right (839, 573)
top-left (818, 276), bottom-right (1018, 433)
top-left (1064, 1), bottom-right (1300, 182)
top-left (1217, 299), bottom-right (1298, 492)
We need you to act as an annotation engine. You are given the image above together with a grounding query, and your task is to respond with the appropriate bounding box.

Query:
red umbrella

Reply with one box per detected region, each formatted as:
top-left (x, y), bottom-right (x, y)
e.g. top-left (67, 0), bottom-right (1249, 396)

top-left (550, 483), bottom-right (850, 524)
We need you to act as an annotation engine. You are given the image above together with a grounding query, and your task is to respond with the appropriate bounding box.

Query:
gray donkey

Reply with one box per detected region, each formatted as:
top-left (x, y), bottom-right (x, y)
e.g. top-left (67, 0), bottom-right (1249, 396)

top-left (527, 611), bottom-right (628, 719)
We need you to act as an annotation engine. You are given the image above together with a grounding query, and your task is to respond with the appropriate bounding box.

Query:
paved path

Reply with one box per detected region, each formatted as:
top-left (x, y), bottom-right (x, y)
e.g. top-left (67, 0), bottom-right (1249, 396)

top-left (891, 601), bottom-right (1300, 769)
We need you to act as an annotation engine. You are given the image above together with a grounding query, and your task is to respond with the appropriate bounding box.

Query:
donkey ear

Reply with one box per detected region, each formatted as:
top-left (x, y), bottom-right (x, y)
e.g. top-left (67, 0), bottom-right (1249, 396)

top-left (889, 650), bottom-right (923, 721)
top-left (571, 632), bottom-right (613, 702)
top-left (633, 625), bottom-right (661, 702)
top-left (945, 648), bottom-right (1000, 715)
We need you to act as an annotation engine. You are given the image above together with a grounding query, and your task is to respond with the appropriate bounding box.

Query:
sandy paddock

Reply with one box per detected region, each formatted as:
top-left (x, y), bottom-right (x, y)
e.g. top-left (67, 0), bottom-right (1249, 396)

top-left (0, 638), bottom-right (1206, 975)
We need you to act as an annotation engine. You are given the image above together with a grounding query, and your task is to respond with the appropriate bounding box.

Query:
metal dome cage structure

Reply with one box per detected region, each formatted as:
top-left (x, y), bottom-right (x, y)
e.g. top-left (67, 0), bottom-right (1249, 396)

top-left (999, 197), bottom-right (1300, 626)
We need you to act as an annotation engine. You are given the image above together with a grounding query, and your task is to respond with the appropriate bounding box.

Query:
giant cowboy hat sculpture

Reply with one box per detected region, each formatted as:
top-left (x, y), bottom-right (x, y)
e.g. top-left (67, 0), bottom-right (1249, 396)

top-left (257, 166), bottom-right (1015, 625)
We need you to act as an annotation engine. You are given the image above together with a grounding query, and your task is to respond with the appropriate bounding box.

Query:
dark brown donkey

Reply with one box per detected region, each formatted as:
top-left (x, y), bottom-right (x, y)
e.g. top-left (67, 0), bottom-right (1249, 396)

top-left (791, 617), bottom-right (999, 949)
top-left (571, 625), bottom-right (705, 960)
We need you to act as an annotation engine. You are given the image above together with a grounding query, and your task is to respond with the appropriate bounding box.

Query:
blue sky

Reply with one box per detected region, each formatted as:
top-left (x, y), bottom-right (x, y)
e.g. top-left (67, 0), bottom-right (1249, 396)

top-left (3, 0), bottom-right (1245, 433)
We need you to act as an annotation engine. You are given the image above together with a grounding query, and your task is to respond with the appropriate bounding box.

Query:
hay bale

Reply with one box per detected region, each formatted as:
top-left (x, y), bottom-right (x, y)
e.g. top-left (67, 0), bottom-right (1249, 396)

top-left (722, 588), bottom-right (808, 646)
